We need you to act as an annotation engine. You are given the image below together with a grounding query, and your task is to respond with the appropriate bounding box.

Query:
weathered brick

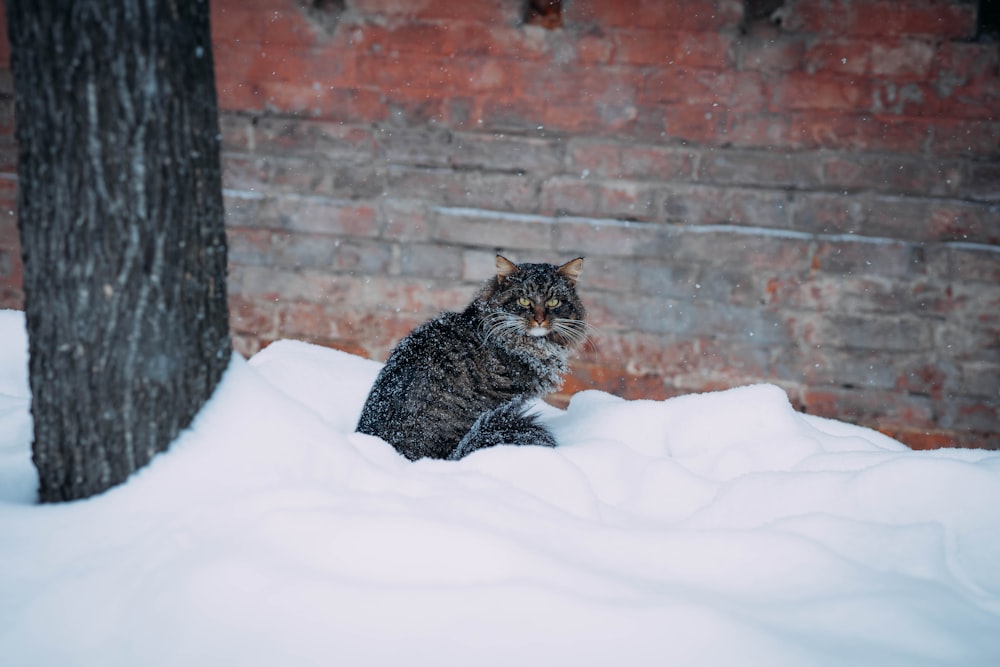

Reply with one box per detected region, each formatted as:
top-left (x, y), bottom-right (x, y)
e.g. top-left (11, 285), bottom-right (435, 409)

top-left (221, 155), bottom-right (271, 192)
top-left (819, 153), bottom-right (965, 198)
top-left (739, 28), bottom-right (805, 72)
top-left (267, 234), bottom-right (392, 273)
top-left (474, 95), bottom-right (548, 134)
top-left (801, 387), bottom-right (936, 431)
top-left (772, 72), bottom-right (873, 112)
top-left (398, 243), bottom-right (464, 280)
top-left (540, 176), bottom-right (599, 216)
top-left (787, 112), bottom-right (932, 154)
top-left (252, 117), bottom-right (375, 163)
top-left (450, 133), bottom-right (564, 175)
top-left (928, 119), bottom-right (1000, 158)
top-left (940, 396), bottom-right (1000, 434)
top-left (248, 196), bottom-right (380, 237)
top-left (792, 312), bottom-right (934, 352)
top-left (3, 0), bottom-right (997, 450)
top-left (227, 228), bottom-right (281, 266)
top-left (775, 273), bottom-right (945, 316)
top-left (661, 183), bottom-right (793, 228)
top-left (552, 217), bottom-right (668, 258)
top-left (569, 140), bottom-right (697, 181)
top-left (380, 199), bottom-right (433, 242)
top-left (698, 149), bottom-right (823, 189)
top-left (779, 345), bottom-right (903, 391)
top-left (959, 361), bottom-right (1000, 399)
top-left (389, 166), bottom-right (540, 211)
top-left (870, 38), bottom-right (937, 78)
top-left (228, 295), bottom-right (279, 339)
top-left (378, 126), bottom-right (455, 167)
top-left (644, 67), bottom-right (766, 110)
top-left (963, 162), bottom-right (1000, 201)
top-left (614, 29), bottom-right (736, 68)
top-left (594, 181), bottom-right (659, 220)
top-left (570, 0), bottom-right (743, 31)
top-left (662, 103), bottom-right (728, 145)
top-left (359, 275), bottom-right (473, 315)
top-left (940, 245), bottom-right (1000, 283)
top-left (812, 238), bottom-right (922, 278)
top-left (801, 38), bottom-right (871, 76)
top-left (431, 207), bottom-right (554, 250)
top-left (228, 264), bottom-right (359, 304)
top-left (784, 0), bottom-right (977, 40)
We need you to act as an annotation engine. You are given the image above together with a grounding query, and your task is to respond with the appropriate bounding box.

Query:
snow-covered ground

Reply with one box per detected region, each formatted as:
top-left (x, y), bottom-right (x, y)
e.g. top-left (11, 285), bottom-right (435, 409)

top-left (1, 308), bottom-right (998, 666)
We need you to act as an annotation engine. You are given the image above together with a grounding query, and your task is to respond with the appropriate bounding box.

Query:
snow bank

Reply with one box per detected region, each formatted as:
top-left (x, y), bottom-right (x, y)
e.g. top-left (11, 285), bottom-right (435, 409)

top-left (1, 310), bottom-right (998, 666)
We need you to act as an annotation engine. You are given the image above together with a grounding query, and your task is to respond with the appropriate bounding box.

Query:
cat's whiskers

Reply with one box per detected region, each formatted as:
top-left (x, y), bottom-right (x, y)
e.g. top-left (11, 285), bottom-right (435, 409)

top-left (480, 312), bottom-right (528, 347)
top-left (551, 318), bottom-right (597, 349)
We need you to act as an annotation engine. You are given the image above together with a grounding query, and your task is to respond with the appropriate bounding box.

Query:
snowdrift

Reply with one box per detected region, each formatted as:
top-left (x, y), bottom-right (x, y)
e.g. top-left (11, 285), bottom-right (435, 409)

top-left (1, 309), bottom-right (998, 666)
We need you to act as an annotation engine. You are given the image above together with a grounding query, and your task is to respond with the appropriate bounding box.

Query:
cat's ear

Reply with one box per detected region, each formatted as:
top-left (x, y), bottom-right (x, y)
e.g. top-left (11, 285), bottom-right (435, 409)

top-left (557, 257), bottom-right (584, 285)
top-left (495, 255), bottom-right (520, 283)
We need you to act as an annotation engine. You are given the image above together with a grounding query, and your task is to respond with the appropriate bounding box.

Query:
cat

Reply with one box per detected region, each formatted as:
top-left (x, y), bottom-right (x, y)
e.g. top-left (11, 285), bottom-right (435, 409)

top-left (356, 255), bottom-right (587, 461)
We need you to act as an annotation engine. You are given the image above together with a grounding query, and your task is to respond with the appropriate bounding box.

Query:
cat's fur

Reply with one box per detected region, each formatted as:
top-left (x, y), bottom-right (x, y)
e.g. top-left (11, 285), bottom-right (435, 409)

top-left (356, 255), bottom-right (587, 461)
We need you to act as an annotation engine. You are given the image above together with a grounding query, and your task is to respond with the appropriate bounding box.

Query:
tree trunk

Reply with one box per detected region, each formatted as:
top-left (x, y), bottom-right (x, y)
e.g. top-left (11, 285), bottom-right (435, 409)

top-left (6, 0), bottom-right (231, 502)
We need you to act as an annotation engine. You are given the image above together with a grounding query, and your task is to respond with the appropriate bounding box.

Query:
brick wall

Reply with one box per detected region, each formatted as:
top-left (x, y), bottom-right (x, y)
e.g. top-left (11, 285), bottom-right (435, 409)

top-left (0, 0), bottom-right (997, 449)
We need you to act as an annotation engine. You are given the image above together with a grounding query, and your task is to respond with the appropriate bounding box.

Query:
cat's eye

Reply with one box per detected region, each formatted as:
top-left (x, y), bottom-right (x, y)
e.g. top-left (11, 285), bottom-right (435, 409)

top-left (546, 298), bottom-right (560, 308)
top-left (517, 297), bottom-right (531, 308)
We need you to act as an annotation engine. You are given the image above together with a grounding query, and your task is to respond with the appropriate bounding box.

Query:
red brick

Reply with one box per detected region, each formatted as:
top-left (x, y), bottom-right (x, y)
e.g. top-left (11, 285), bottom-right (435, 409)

top-left (619, 145), bottom-right (696, 180)
top-left (450, 133), bottom-right (564, 175)
top-left (552, 99), bottom-right (633, 134)
top-left (614, 29), bottom-right (735, 68)
top-left (794, 312), bottom-right (934, 352)
top-left (787, 113), bottom-right (932, 153)
top-left (739, 31), bottom-right (806, 72)
top-left (221, 155), bottom-right (270, 192)
top-left (662, 103), bottom-right (727, 145)
top-left (722, 112), bottom-right (796, 149)
top-left (819, 153), bottom-right (963, 198)
top-left (698, 149), bottom-right (822, 188)
top-left (772, 73), bottom-right (872, 112)
top-left (802, 387), bottom-right (936, 431)
top-left (569, 0), bottom-right (742, 31)
top-left (574, 33), bottom-right (616, 65)
top-left (644, 67), bottom-right (766, 110)
top-left (226, 227), bottom-right (279, 267)
top-left (474, 95), bottom-right (546, 132)
top-left (784, 0), bottom-right (976, 40)
top-left (251, 118), bottom-right (375, 160)
top-left (886, 429), bottom-right (958, 451)
top-left (802, 38), bottom-right (871, 76)
top-left (812, 236), bottom-right (920, 277)
top-left (540, 177), bottom-right (599, 216)
top-left (929, 119), bottom-right (1000, 158)
top-left (380, 199), bottom-right (433, 242)
top-left (228, 295), bottom-right (279, 338)
top-left (357, 52), bottom-right (510, 96)
top-left (932, 41), bottom-right (1000, 104)
top-left (595, 181), bottom-right (658, 220)
top-left (553, 217), bottom-right (665, 257)
top-left (870, 38), bottom-right (936, 78)
top-left (0, 10), bottom-right (8, 66)
top-left (355, 22), bottom-right (462, 57)
top-left (351, 0), bottom-right (519, 22)
top-left (431, 207), bottom-right (553, 250)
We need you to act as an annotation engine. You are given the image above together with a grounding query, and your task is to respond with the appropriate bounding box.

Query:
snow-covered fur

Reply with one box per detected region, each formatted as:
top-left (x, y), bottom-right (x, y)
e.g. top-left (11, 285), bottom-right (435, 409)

top-left (357, 256), bottom-right (587, 461)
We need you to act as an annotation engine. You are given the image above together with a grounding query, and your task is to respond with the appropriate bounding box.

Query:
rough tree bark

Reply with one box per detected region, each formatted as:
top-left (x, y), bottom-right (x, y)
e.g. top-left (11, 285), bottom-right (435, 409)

top-left (6, 0), bottom-right (231, 502)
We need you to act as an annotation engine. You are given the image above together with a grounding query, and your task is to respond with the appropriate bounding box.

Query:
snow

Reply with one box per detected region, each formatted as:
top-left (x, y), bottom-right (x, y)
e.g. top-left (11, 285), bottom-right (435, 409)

top-left (1, 307), bottom-right (999, 666)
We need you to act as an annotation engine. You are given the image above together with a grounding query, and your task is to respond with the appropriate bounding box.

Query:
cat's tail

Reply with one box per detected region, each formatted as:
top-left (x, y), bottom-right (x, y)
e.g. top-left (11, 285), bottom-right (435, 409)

top-left (447, 399), bottom-right (557, 461)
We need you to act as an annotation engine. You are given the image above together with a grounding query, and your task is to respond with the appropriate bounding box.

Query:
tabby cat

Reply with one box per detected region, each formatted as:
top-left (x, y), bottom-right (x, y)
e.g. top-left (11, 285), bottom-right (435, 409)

top-left (356, 255), bottom-right (587, 461)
